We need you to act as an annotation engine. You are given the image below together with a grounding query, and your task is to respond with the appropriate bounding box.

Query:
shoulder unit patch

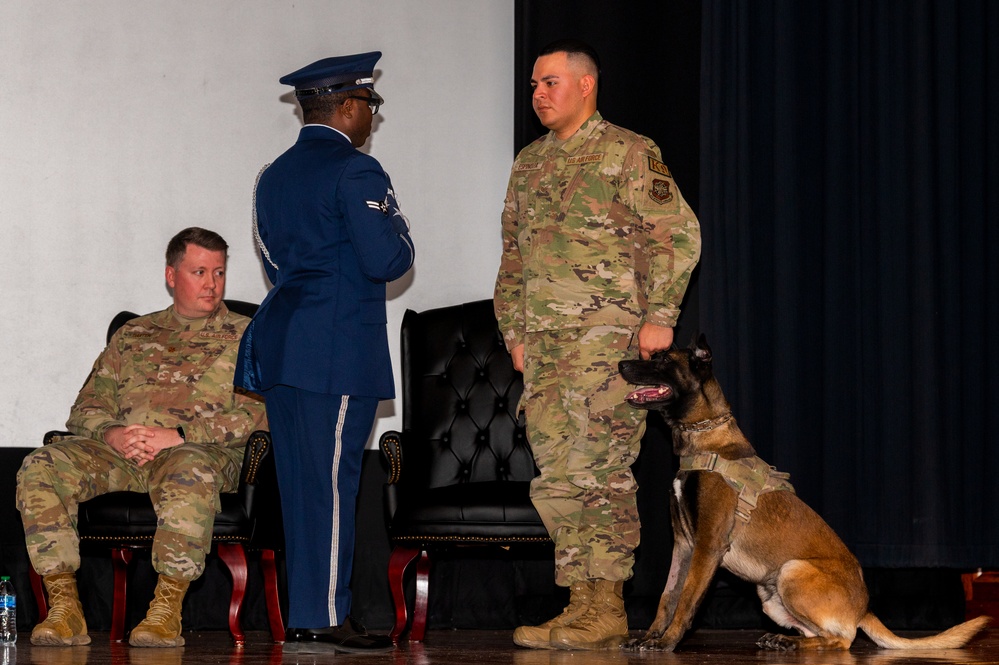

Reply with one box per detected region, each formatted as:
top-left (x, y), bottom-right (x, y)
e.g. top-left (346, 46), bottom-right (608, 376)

top-left (649, 179), bottom-right (674, 205)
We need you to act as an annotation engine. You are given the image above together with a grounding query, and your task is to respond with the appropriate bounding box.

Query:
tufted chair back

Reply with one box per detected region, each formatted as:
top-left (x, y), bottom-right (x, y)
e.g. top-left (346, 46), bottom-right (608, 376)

top-left (379, 299), bottom-right (549, 641)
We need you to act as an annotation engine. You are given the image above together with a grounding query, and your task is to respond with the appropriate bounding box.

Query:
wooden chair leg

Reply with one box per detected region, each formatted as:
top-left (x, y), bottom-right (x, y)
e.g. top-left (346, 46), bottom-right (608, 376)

top-left (110, 548), bottom-right (132, 643)
top-left (260, 549), bottom-right (285, 643)
top-left (963, 571), bottom-right (977, 601)
top-left (28, 568), bottom-right (47, 622)
top-left (109, 642), bottom-right (128, 665)
top-left (411, 550), bottom-right (431, 642)
top-left (216, 543), bottom-right (247, 647)
top-left (387, 546), bottom-right (421, 641)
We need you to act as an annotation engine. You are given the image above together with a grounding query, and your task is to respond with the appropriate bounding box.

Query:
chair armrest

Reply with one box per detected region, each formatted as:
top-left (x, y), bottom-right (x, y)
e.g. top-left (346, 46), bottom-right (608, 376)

top-left (237, 430), bottom-right (284, 549)
top-left (239, 430), bottom-right (272, 486)
top-left (44, 430), bottom-right (73, 445)
top-left (379, 430), bottom-right (403, 524)
top-left (379, 430), bottom-right (403, 484)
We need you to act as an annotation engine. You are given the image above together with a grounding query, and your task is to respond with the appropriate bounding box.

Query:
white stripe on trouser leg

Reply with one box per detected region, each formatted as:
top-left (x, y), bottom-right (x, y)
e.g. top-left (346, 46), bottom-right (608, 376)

top-left (328, 395), bottom-right (349, 625)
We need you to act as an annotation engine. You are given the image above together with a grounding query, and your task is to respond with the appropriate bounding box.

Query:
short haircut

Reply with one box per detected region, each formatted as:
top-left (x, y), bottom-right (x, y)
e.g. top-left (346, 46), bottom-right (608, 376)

top-left (539, 38), bottom-right (601, 81)
top-left (165, 227), bottom-right (229, 267)
top-left (299, 90), bottom-right (352, 124)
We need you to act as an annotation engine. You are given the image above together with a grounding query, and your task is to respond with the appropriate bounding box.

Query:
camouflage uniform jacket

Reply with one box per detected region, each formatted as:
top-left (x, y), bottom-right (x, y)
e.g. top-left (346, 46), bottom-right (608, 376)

top-left (67, 303), bottom-right (267, 447)
top-left (494, 112), bottom-right (701, 351)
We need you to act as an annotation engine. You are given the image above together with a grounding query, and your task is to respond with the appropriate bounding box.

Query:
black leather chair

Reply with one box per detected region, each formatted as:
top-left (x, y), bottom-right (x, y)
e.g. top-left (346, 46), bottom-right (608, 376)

top-left (379, 300), bottom-right (550, 641)
top-left (27, 300), bottom-right (285, 645)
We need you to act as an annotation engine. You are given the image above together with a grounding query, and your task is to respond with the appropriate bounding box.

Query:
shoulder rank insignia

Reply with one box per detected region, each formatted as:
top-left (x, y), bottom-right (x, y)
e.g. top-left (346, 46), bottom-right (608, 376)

top-left (648, 156), bottom-right (672, 178)
top-left (366, 199), bottom-right (390, 214)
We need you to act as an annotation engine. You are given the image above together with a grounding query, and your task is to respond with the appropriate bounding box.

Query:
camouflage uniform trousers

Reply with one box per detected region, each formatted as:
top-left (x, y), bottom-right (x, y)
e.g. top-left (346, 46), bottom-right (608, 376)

top-left (16, 437), bottom-right (244, 581)
top-left (521, 325), bottom-right (646, 587)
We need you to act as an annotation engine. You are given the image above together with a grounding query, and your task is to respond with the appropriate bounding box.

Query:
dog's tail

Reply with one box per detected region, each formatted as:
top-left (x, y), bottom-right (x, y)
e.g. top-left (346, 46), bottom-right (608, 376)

top-left (858, 613), bottom-right (990, 649)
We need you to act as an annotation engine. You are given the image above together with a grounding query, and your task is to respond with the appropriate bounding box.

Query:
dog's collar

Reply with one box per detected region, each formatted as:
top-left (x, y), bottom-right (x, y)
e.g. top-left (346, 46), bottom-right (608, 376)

top-left (675, 412), bottom-right (733, 432)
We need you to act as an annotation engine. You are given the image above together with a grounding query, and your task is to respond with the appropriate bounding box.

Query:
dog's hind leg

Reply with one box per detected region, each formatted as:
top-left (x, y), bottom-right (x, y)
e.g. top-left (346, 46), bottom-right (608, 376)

top-left (756, 559), bottom-right (863, 651)
top-left (757, 632), bottom-right (854, 651)
top-left (757, 591), bottom-right (854, 650)
top-left (758, 585), bottom-right (818, 635)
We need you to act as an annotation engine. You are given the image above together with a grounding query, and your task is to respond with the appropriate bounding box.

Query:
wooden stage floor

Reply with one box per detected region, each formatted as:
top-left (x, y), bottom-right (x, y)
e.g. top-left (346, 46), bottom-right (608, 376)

top-left (4, 628), bottom-right (997, 665)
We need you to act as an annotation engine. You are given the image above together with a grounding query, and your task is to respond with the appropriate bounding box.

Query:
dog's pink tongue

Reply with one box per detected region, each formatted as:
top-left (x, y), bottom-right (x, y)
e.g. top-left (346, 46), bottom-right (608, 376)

top-left (626, 386), bottom-right (672, 403)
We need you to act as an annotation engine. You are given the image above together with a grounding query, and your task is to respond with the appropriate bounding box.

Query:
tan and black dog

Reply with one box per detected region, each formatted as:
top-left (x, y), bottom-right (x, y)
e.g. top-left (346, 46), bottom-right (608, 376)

top-left (618, 336), bottom-right (990, 652)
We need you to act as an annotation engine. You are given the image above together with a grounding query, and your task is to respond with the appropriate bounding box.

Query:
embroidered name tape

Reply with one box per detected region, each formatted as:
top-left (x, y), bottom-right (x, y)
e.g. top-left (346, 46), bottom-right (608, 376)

top-left (514, 162), bottom-right (543, 172)
top-left (200, 331), bottom-right (240, 341)
top-left (566, 153), bottom-right (604, 165)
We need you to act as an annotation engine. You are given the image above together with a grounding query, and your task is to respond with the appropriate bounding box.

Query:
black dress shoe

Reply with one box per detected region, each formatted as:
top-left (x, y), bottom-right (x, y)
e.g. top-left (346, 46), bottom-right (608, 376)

top-left (285, 616), bottom-right (394, 653)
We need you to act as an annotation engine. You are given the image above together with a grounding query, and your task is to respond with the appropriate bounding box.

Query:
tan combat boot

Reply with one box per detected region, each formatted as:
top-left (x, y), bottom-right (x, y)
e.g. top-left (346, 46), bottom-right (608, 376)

top-left (549, 579), bottom-right (628, 650)
top-left (512, 580), bottom-right (594, 649)
top-left (128, 574), bottom-right (190, 647)
top-left (31, 572), bottom-right (91, 646)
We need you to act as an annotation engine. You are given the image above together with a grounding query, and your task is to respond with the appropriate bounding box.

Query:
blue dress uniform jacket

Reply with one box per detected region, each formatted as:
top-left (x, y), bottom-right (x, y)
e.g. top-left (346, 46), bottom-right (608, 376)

top-left (235, 125), bottom-right (414, 399)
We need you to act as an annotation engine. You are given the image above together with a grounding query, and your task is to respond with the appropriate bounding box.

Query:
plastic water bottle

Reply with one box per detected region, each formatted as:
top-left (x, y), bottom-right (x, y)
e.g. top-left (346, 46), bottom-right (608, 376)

top-left (0, 576), bottom-right (15, 645)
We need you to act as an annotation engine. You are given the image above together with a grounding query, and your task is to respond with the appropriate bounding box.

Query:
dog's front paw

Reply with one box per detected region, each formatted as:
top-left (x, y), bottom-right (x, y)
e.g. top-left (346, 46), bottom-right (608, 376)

top-left (757, 633), bottom-right (797, 651)
top-left (624, 636), bottom-right (677, 652)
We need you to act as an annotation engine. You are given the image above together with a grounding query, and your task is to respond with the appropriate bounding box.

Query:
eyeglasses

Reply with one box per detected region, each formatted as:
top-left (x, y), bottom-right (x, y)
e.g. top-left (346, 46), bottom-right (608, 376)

top-left (347, 91), bottom-right (384, 115)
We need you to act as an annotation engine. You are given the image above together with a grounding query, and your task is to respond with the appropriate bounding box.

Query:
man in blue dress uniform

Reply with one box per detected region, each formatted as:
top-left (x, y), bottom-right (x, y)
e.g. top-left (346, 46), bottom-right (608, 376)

top-left (235, 51), bottom-right (414, 653)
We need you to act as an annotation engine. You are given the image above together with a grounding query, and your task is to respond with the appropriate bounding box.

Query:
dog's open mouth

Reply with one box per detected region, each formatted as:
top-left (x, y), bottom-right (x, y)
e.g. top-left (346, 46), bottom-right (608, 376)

top-left (625, 385), bottom-right (673, 405)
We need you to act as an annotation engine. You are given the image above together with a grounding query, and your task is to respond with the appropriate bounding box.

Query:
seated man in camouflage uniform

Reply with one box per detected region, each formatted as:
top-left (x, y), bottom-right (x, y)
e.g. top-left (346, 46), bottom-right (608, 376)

top-left (16, 227), bottom-right (267, 648)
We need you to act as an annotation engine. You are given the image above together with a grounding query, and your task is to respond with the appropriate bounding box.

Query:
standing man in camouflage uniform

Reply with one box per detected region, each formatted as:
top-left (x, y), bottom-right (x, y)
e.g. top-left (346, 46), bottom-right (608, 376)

top-left (494, 40), bottom-right (701, 650)
top-left (17, 227), bottom-right (267, 648)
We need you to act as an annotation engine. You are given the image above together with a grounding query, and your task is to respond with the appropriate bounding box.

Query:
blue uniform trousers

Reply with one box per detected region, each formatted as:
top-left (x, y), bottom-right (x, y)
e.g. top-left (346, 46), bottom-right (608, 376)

top-left (262, 385), bottom-right (378, 628)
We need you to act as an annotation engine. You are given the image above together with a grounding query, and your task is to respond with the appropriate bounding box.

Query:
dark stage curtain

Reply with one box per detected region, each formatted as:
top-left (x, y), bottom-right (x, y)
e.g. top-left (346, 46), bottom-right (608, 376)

top-left (699, 0), bottom-right (999, 566)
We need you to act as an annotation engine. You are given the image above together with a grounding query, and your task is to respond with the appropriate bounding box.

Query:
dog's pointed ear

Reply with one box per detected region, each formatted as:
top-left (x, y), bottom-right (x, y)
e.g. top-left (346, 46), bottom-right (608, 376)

top-left (692, 333), bottom-right (712, 363)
